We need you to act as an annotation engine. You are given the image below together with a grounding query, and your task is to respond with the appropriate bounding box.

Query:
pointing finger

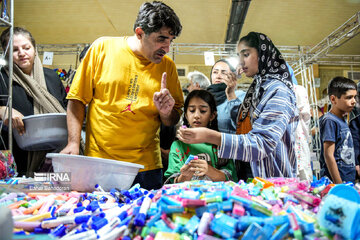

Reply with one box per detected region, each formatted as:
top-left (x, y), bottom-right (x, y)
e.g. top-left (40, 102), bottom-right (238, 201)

top-left (161, 72), bottom-right (167, 89)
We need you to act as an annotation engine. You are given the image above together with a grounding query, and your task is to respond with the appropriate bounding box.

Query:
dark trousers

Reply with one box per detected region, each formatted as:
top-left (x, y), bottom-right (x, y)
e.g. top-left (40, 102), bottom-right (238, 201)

top-left (236, 161), bottom-right (253, 182)
top-left (132, 168), bottom-right (163, 190)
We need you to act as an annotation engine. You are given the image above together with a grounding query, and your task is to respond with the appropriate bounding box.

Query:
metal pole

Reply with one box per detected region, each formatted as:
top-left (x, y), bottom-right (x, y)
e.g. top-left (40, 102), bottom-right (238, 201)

top-left (7, 0), bottom-right (14, 153)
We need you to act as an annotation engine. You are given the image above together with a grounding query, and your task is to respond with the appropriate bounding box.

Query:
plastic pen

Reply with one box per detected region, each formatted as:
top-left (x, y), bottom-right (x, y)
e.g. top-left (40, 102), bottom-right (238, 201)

top-left (160, 213), bottom-right (176, 229)
top-left (92, 204), bottom-right (131, 231)
top-left (185, 155), bottom-right (198, 164)
top-left (146, 211), bottom-right (162, 227)
top-left (197, 234), bottom-right (222, 240)
top-left (288, 212), bottom-right (303, 240)
top-left (60, 229), bottom-right (98, 240)
top-left (41, 214), bottom-right (91, 229)
top-left (290, 191), bottom-right (321, 207)
top-left (14, 221), bottom-right (41, 232)
top-left (184, 215), bottom-right (200, 235)
top-left (97, 225), bottom-right (127, 240)
top-left (232, 203), bottom-right (245, 216)
top-left (38, 195), bottom-right (56, 214)
top-left (95, 184), bottom-right (106, 192)
top-left (95, 212), bottom-right (132, 237)
top-left (134, 192), bottom-right (154, 226)
top-left (181, 198), bottom-right (206, 207)
top-left (128, 183), bottom-right (141, 193)
top-left (0, 192), bottom-right (17, 202)
top-left (56, 197), bottom-right (78, 214)
top-left (198, 212), bottom-right (213, 235)
top-left (270, 222), bottom-right (290, 240)
top-left (159, 195), bottom-right (182, 206)
top-left (12, 214), bottom-right (34, 221)
top-left (22, 198), bottom-right (47, 214)
top-left (210, 219), bottom-right (236, 239)
top-left (7, 200), bottom-right (27, 209)
top-left (159, 204), bottom-right (185, 214)
top-left (50, 224), bottom-right (67, 238)
top-left (20, 212), bottom-right (52, 222)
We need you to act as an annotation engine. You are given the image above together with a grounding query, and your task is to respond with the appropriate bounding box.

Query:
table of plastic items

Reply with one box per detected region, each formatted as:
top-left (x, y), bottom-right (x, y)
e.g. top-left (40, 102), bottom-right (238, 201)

top-left (1, 177), bottom-right (360, 240)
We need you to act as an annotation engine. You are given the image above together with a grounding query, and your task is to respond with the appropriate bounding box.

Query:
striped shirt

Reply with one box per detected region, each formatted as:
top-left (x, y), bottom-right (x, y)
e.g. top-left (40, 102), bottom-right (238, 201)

top-left (218, 79), bottom-right (299, 178)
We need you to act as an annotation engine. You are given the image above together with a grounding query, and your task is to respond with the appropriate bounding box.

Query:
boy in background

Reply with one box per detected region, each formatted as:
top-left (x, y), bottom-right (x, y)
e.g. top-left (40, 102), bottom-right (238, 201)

top-left (320, 76), bottom-right (357, 183)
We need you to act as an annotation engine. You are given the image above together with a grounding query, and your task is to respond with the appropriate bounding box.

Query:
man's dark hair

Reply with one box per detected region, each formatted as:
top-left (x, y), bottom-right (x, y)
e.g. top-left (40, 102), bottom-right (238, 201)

top-left (328, 76), bottom-right (357, 98)
top-left (133, 1), bottom-right (182, 36)
top-left (1, 27), bottom-right (36, 51)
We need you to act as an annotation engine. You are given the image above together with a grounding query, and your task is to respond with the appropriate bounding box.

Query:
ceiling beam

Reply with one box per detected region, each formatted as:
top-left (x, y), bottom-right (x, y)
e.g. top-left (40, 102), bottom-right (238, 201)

top-left (225, 0), bottom-right (251, 44)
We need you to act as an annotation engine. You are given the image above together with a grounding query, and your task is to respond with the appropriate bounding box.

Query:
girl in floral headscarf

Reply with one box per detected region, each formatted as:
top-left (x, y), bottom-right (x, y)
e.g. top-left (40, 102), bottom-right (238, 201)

top-left (177, 32), bottom-right (299, 178)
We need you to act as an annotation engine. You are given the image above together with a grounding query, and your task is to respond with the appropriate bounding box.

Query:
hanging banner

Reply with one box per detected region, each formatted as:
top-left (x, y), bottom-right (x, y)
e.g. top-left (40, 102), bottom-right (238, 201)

top-left (43, 52), bottom-right (54, 65)
top-left (204, 51), bottom-right (215, 66)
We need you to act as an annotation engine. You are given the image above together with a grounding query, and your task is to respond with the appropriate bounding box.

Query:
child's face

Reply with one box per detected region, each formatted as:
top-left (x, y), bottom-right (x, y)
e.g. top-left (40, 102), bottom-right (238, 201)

top-left (237, 42), bottom-right (259, 78)
top-left (330, 89), bottom-right (357, 114)
top-left (185, 97), bottom-right (216, 128)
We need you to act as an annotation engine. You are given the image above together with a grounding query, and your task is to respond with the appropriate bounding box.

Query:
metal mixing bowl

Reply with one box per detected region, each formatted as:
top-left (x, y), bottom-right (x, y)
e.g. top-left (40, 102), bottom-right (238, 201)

top-left (13, 113), bottom-right (68, 151)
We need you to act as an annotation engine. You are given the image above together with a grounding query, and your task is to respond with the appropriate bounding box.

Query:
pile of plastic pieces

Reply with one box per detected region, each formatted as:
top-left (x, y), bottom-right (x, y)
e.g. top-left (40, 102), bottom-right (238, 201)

top-left (1, 177), bottom-right (360, 240)
top-left (54, 68), bottom-right (67, 81)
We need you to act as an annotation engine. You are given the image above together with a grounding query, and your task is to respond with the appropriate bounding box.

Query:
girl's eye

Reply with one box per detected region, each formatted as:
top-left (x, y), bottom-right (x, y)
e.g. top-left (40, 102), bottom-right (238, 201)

top-left (200, 111), bottom-right (207, 114)
top-left (189, 110), bottom-right (195, 113)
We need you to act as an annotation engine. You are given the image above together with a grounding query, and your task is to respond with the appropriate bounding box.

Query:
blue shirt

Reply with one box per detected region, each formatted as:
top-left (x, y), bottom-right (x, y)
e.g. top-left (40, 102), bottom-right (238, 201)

top-left (217, 90), bottom-right (246, 134)
top-left (218, 79), bottom-right (298, 178)
top-left (319, 112), bottom-right (356, 182)
top-left (320, 112), bottom-right (355, 165)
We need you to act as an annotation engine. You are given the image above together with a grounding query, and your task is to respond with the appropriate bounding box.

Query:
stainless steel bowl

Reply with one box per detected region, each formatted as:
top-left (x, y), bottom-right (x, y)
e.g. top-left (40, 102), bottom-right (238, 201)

top-left (13, 113), bottom-right (68, 151)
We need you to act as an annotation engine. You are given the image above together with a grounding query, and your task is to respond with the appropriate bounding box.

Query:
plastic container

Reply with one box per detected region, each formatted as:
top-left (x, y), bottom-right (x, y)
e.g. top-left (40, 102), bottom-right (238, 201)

top-left (13, 113), bottom-right (67, 151)
top-left (47, 153), bottom-right (144, 192)
top-left (317, 184), bottom-right (360, 239)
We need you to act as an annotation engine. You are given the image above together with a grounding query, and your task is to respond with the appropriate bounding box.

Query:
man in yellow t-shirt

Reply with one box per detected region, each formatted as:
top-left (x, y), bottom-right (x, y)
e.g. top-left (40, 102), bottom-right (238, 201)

top-left (61, 1), bottom-right (184, 190)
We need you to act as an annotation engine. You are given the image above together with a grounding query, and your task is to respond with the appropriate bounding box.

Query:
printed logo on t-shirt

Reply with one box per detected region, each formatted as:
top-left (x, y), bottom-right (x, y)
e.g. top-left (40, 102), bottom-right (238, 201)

top-left (177, 146), bottom-right (190, 162)
top-left (122, 75), bottom-right (140, 114)
top-left (121, 102), bottom-right (135, 114)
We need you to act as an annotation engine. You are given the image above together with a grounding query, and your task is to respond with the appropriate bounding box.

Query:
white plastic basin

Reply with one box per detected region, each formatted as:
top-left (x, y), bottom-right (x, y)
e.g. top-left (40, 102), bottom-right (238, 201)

top-left (47, 153), bottom-right (144, 192)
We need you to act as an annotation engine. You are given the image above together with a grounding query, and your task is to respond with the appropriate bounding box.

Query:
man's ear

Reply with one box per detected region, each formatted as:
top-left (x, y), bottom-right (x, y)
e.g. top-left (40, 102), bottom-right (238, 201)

top-left (329, 95), bottom-right (337, 105)
top-left (135, 27), bottom-right (144, 40)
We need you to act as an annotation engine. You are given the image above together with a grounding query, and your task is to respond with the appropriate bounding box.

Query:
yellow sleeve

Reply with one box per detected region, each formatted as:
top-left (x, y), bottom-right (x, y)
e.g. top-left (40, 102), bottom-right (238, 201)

top-left (67, 38), bottom-right (104, 105)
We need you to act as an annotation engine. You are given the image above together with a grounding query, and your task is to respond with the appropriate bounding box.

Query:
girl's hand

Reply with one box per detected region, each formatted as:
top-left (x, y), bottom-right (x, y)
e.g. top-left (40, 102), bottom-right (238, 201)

top-left (177, 127), bottom-right (208, 144)
top-left (188, 159), bottom-right (208, 177)
top-left (179, 163), bottom-right (195, 181)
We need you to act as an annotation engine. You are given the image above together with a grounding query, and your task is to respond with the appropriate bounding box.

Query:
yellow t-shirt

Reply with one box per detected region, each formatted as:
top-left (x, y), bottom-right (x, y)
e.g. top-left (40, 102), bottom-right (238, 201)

top-left (67, 37), bottom-right (184, 171)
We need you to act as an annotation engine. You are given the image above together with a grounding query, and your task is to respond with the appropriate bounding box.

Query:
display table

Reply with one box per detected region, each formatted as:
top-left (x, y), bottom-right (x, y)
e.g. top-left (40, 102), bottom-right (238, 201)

top-left (1, 177), bottom-right (359, 240)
